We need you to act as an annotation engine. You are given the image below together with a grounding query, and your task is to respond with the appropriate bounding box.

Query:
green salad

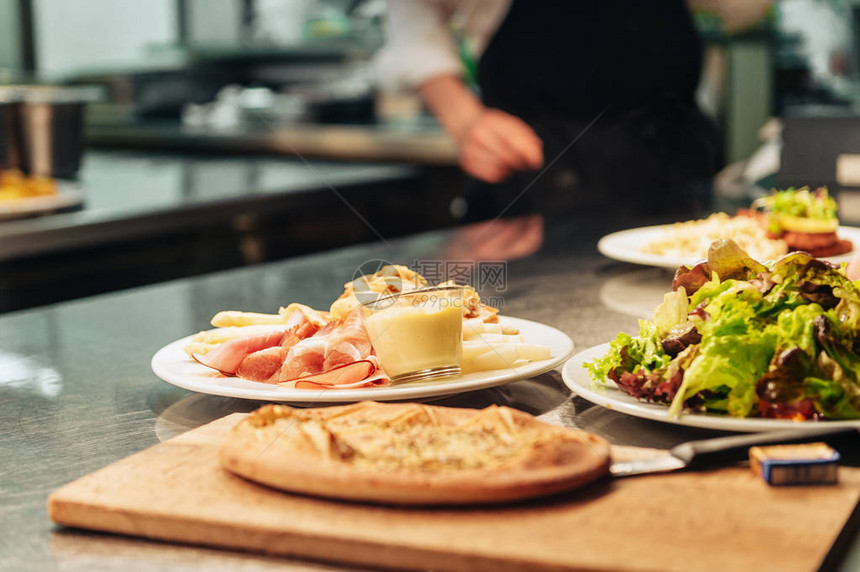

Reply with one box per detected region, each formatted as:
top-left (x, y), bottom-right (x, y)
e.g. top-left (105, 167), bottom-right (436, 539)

top-left (752, 186), bottom-right (839, 235)
top-left (586, 240), bottom-right (860, 420)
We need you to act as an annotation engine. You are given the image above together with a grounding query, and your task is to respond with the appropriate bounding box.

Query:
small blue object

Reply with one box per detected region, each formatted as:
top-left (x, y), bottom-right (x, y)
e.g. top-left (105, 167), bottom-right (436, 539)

top-left (749, 444), bottom-right (840, 486)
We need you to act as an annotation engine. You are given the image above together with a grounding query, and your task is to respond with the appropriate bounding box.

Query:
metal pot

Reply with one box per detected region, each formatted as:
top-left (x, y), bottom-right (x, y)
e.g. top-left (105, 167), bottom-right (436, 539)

top-left (0, 87), bottom-right (23, 171)
top-left (0, 85), bottom-right (100, 179)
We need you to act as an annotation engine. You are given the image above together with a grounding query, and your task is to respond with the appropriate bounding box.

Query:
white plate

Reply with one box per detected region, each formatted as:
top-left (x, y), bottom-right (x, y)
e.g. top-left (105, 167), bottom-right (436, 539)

top-left (598, 224), bottom-right (860, 269)
top-left (0, 182), bottom-right (84, 220)
top-left (152, 317), bottom-right (574, 403)
top-left (563, 343), bottom-right (860, 432)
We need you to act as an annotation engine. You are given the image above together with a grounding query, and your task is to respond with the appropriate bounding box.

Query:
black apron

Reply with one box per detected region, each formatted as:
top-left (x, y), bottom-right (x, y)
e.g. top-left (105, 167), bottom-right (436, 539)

top-left (465, 0), bottom-right (722, 224)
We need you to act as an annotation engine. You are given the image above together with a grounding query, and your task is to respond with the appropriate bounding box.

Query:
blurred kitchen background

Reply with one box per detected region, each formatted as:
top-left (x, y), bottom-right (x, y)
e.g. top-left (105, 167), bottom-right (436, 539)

top-left (0, 0), bottom-right (859, 312)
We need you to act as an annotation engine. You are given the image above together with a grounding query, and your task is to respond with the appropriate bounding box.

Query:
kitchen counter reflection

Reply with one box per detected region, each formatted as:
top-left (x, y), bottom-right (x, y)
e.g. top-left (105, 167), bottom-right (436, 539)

top-left (0, 219), bottom-right (856, 571)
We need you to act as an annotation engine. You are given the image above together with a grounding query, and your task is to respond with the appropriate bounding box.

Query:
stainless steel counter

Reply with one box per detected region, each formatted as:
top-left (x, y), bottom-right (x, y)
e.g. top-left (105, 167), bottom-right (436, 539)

top-left (0, 149), bottom-right (467, 313)
top-left (0, 150), bottom-right (418, 262)
top-left (0, 219), bottom-right (857, 571)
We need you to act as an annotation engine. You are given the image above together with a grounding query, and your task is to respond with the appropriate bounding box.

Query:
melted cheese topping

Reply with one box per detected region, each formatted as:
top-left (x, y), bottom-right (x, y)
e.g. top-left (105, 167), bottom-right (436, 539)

top-left (246, 404), bottom-right (562, 472)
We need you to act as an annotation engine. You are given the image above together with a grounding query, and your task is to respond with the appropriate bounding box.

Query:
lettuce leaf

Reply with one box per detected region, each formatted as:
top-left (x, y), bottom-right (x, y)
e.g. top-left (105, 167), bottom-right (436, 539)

top-left (669, 329), bottom-right (776, 418)
top-left (653, 287), bottom-right (689, 337)
top-left (669, 284), bottom-right (776, 417)
top-left (689, 276), bottom-right (737, 309)
top-left (805, 377), bottom-right (860, 419)
top-left (671, 238), bottom-right (767, 297)
top-left (706, 238), bottom-right (768, 280)
top-left (773, 303), bottom-right (821, 357)
top-left (585, 321), bottom-right (669, 382)
top-left (814, 314), bottom-right (860, 383)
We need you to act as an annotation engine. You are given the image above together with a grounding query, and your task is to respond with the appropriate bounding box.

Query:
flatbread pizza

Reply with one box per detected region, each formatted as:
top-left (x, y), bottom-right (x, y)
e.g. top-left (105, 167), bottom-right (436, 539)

top-left (220, 401), bottom-right (611, 505)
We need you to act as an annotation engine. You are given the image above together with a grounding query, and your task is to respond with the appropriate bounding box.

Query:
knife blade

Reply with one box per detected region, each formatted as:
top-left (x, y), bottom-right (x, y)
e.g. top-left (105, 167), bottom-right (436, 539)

top-left (610, 425), bottom-right (859, 478)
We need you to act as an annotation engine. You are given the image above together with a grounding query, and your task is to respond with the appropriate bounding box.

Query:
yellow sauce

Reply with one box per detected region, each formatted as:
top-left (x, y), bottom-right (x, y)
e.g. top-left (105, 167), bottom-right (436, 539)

top-left (363, 295), bottom-right (463, 379)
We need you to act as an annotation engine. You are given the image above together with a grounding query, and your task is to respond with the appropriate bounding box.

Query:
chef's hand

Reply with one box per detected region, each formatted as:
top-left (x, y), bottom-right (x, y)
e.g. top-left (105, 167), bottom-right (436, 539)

top-left (458, 109), bottom-right (544, 183)
top-left (418, 74), bottom-right (544, 183)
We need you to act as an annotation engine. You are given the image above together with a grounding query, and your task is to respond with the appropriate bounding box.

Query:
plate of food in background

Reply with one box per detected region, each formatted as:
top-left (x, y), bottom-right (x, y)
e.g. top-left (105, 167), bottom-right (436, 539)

top-left (0, 170), bottom-right (83, 220)
top-left (565, 239), bottom-right (860, 431)
top-left (598, 187), bottom-right (859, 268)
top-left (152, 265), bottom-right (574, 402)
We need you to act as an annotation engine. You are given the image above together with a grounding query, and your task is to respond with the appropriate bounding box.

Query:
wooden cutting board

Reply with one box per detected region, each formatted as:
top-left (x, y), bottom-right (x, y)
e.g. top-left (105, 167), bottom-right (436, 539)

top-left (48, 413), bottom-right (860, 572)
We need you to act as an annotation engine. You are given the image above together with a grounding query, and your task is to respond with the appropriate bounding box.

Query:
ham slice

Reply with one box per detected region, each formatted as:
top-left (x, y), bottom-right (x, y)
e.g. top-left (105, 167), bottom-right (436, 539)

top-left (193, 307), bottom-right (389, 389)
top-left (234, 318), bottom-right (325, 383)
top-left (235, 346), bottom-right (286, 381)
top-left (270, 308), bottom-right (388, 388)
top-left (192, 329), bottom-right (287, 375)
top-left (193, 309), bottom-right (324, 379)
top-left (287, 358), bottom-right (388, 389)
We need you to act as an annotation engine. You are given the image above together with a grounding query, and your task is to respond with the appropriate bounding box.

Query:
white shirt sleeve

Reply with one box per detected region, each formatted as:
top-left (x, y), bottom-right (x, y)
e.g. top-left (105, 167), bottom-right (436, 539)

top-left (374, 0), bottom-right (463, 92)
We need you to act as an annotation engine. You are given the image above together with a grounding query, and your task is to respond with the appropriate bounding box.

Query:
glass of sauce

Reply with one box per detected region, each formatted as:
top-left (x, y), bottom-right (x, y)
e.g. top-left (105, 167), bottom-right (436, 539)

top-left (362, 286), bottom-right (464, 383)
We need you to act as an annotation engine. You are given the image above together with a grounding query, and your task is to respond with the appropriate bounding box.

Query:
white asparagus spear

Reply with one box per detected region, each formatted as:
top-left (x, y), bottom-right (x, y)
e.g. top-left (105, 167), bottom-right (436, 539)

top-left (211, 311), bottom-right (286, 327)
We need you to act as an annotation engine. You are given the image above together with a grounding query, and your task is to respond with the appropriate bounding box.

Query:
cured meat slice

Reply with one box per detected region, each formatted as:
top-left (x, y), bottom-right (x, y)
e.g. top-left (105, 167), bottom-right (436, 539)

top-left (195, 308), bottom-right (325, 380)
top-left (193, 329), bottom-right (286, 375)
top-left (236, 346), bottom-right (288, 381)
top-left (236, 317), bottom-right (326, 383)
top-left (277, 337), bottom-right (327, 380)
top-left (288, 359), bottom-right (386, 389)
top-left (272, 308), bottom-right (375, 383)
top-left (193, 306), bottom-right (389, 389)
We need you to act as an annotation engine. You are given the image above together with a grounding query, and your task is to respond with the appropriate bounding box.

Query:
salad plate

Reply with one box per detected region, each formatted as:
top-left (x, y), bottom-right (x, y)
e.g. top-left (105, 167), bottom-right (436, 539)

top-left (152, 317), bottom-right (574, 403)
top-left (563, 344), bottom-right (860, 433)
top-left (597, 225), bottom-right (860, 269)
